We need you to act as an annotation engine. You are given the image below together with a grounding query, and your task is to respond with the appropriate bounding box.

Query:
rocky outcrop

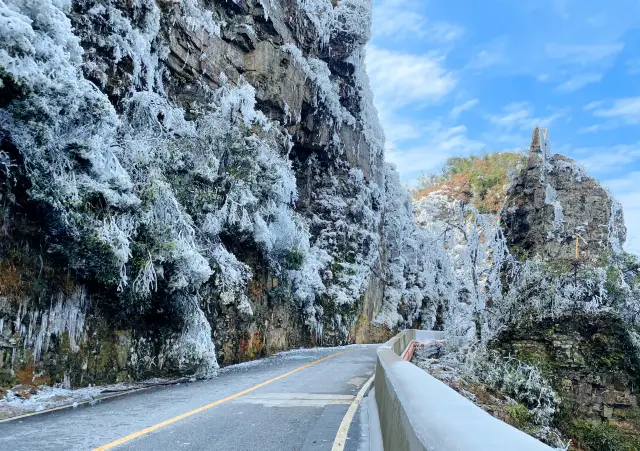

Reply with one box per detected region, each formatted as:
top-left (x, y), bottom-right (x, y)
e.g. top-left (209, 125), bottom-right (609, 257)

top-left (502, 127), bottom-right (626, 264)
top-left (408, 129), bottom-right (640, 448)
top-left (0, 0), bottom-right (393, 387)
top-left (495, 314), bottom-right (640, 422)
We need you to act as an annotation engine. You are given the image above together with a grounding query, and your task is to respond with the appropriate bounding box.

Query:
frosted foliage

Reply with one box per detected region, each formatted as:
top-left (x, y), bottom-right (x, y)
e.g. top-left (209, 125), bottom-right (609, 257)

top-left (544, 184), bottom-right (556, 205)
top-left (97, 214), bottom-right (136, 291)
top-left (281, 42), bottom-right (383, 163)
top-left (80, 0), bottom-right (164, 93)
top-left (142, 180), bottom-right (213, 292)
top-left (296, 0), bottom-right (372, 48)
top-left (211, 245), bottom-right (251, 310)
top-left (0, 0), bottom-right (135, 215)
top-left (552, 202), bottom-right (564, 234)
top-left (544, 185), bottom-right (564, 236)
top-left (179, 0), bottom-right (221, 37)
top-left (410, 191), bottom-right (511, 345)
top-left (282, 44), bottom-right (355, 127)
top-left (119, 77), bottom-right (328, 335)
top-left (347, 47), bottom-right (385, 162)
top-left (289, 246), bottom-right (332, 337)
top-left (494, 258), bottom-right (616, 328)
top-left (466, 350), bottom-right (569, 449)
top-left (313, 167), bottom-right (381, 308)
top-left (333, 0), bottom-right (372, 42)
top-left (376, 165), bottom-right (438, 329)
top-left (408, 177), bottom-right (640, 352)
top-left (297, 0), bottom-right (334, 46)
top-left (554, 158), bottom-right (587, 182)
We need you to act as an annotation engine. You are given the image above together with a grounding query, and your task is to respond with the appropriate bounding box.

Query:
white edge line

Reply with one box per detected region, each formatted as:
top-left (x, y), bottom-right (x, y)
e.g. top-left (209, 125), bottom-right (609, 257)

top-left (331, 375), bottom-right (375, 451)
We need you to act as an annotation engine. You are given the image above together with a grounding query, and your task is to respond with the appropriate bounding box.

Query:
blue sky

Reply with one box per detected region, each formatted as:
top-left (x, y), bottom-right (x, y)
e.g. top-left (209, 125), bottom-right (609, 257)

top-left (366, 0), bottom-right (640, 253)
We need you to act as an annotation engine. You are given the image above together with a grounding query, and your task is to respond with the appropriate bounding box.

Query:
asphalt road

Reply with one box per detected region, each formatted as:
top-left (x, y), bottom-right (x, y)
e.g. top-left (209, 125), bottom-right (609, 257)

top-left (0, 345), bottom-right (378, 451)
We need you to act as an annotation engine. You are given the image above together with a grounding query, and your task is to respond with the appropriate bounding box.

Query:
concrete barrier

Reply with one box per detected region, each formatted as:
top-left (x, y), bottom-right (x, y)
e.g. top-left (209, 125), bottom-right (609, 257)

top-left (374, 330), bottom-right (554, 451)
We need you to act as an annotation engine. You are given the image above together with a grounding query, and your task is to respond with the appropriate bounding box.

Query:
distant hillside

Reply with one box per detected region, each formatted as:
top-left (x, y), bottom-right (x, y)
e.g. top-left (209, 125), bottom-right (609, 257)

top-left (412, 152), bottom-right (526, 213)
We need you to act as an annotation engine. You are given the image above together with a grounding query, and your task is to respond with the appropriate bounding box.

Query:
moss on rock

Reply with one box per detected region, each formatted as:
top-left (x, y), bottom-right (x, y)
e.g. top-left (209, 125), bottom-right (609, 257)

top-left (493, 312), bottom-right (640, 450)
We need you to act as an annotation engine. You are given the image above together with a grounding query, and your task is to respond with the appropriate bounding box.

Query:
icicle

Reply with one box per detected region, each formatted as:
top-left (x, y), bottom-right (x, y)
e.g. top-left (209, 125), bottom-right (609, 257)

top-left (608, 198), bottom-right (625, 255)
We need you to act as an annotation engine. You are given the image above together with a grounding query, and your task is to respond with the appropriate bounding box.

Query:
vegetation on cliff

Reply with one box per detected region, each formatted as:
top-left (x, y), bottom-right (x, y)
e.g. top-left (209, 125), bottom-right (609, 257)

top-left (412, 152), bottom-right (526, 213)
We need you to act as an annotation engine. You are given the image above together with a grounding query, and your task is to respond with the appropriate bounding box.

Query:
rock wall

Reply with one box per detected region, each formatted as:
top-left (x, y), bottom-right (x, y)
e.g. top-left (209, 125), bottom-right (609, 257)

top-left (0, 0), bottom-right (396, 387)
top-left (492, 313), bottom-right (640, 451)
top-left (502, 127), bottom-right (626, 264)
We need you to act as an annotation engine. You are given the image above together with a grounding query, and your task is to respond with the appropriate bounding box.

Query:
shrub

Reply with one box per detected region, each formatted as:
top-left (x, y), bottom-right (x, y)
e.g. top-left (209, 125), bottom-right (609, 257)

top-left (571, 420), bottom-right (640, 451)
top-left (413, 152), bottom-right (526, 213)
top-left (466, 350), bottom-right (559, 427)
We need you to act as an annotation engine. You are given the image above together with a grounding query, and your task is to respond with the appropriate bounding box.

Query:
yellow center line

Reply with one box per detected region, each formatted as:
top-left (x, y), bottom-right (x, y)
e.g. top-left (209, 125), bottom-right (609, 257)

top-left (92, 351), bottom-right (347, 451)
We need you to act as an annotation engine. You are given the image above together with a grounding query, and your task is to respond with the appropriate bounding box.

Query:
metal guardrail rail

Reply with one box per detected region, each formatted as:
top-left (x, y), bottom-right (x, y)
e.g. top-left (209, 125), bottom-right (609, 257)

top-left (374, 330), bottom-right (555, 451)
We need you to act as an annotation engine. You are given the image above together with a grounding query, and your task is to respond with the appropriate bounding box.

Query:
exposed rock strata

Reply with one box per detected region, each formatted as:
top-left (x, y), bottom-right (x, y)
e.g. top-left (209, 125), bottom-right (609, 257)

top-left (502, 127), bottom-right (626, 264)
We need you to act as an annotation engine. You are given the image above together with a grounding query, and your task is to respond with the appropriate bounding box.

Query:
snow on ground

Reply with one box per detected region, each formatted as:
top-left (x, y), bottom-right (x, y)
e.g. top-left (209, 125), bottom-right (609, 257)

top-left (0, 378), bottom-right (184, 420)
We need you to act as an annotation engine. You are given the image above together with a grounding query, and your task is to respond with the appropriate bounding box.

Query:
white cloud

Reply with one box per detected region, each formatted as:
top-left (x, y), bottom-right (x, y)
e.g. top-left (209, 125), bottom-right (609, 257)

top-left (428, 21), bottom-right (465, 43)
top-left (377, 115), bottom-right (423, 144)
top-left (591, 97), bottom-right (640, 124)
top-left (468, 50), bottom-right (504, 69)
top-left (450, 99), bottom-right (479, 119)
top-left (466, 36), bottom-right (512, 71)
top-left (385, 122), bottom-right (485, 179)
top-left (466, 38), bottom-right (508, 70)
top-left (555, 72), bottom-right (602, 92)
top-left (366, 46), bottom-right (457, 111)
top-left (574, 142), bottom-right (640, 174)
top-left (373, 10), bottom-right (425, 39)
top-left (372, 0), bottom-right (463, 43)
top-left (544, 42), bottom-right (624, 65)
top-left (487, 102), bottom-right (531, 128)
top-left (577, 124), bottom-right (606, 134)
top-left (584, 100), bottom-right (606, 111)
top-left (487, 102), bottom-right (568, 131)
top-left (479, 131), bottom-right (531, 152)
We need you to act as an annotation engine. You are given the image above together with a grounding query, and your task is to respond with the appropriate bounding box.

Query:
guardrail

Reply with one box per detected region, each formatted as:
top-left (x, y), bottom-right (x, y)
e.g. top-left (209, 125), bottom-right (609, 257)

top-left (374, 330), bottom-right (554, 451)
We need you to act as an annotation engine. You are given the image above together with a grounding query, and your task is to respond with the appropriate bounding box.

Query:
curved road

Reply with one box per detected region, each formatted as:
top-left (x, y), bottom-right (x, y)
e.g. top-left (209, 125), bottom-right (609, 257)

top-left (0, 345), bottom-right (378, 451)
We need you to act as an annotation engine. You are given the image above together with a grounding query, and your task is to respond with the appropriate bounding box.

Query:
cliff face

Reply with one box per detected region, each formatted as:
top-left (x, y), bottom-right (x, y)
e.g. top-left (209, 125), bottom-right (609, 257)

top-left (0, 0), bottom-right (398, 387)
top-left (502, 127), bottom-right (626, 265)
top-left (411, 129), bottom-right (636, 346)
top-left (495, 314), bottom-right (640, 423)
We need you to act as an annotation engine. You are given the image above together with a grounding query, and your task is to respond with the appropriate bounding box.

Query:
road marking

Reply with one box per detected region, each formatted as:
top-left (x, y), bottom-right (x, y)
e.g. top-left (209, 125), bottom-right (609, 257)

top-left (236, 393), bottom-right (354, 407)
top-left (92, 351), bottom-right (346, 451)
top-left (331, 375), bottom-right (374, 451)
